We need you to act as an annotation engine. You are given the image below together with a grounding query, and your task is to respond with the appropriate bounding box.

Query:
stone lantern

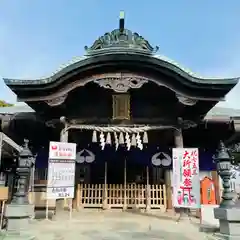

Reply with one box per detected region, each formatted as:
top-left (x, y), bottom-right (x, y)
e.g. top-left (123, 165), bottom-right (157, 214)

top-left (213, 141), bottom-right (240, 239)
top-left (11, 139), bottom-right (35, 205)
top-left (2, 139), bottom-right (35, 239)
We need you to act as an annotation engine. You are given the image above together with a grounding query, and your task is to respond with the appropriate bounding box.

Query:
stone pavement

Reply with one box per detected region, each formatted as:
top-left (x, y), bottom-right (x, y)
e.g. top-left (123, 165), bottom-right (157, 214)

top-left (11, 210), bottom-right (213, 239)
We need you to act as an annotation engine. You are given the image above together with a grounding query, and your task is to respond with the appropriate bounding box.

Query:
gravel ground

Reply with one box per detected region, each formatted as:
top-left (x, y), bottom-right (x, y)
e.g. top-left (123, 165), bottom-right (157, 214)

top-left (1, 210), bottom-right (213, 240)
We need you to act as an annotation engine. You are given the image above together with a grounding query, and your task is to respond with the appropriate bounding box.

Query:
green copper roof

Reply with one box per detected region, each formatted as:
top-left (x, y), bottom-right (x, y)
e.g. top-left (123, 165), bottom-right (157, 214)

top-left (3, 52), bottom-right (239, 86)
top-left (206, 107), bottom-right (240, 118)
top-left (0, 105), bottom-right (34, 114)
top-left (2, 26), bottom-right (239, 87)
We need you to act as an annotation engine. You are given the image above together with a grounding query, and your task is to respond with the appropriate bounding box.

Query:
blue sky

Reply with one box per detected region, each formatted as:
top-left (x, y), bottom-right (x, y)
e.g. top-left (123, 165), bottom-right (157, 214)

top-left (1, 0), bottom-right (240, 108)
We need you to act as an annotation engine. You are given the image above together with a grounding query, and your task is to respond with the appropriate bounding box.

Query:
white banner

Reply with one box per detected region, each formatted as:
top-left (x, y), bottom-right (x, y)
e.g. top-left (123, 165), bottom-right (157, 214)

top-left (49, 141), bottom-right (76, 160)
top-left (47, 142), bottom-right (76, 199)
top-left (172, 148), bottom-right (200, 209)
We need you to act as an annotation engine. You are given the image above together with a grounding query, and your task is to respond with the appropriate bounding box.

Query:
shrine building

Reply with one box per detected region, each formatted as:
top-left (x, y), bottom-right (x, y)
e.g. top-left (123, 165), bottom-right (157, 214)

top-left (0, 13), bottom-right (240, 211)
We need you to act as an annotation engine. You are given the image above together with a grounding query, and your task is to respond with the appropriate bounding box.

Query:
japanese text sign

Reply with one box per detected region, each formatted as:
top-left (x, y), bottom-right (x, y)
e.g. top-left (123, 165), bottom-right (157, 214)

top-left (47, 160), bottom-right (75, 199)
top-left (49, 141), bottom-right (76, 160)
top-left (172, 148), bottom-right (200, 209)
top-left (47, 141), bottom-right (76, 199)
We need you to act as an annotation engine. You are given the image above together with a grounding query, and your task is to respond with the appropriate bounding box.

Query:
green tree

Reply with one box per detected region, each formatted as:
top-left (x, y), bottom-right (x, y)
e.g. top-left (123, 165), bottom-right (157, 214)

top-left (0, 100), bottom-right (13, 107)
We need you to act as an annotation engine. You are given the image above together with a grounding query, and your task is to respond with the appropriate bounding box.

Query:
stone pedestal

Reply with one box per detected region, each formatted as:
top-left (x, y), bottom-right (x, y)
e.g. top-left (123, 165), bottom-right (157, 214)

top-left (28, 204), bottom-right (35, 219)
top-left (214, 207), bottom-right (240, 239)
top-left (0, 139), bottom-right (36, 239)
top-left (0, 204), bottom-right (34, 239)
top-left (175, 207), bottom-right (191, 222)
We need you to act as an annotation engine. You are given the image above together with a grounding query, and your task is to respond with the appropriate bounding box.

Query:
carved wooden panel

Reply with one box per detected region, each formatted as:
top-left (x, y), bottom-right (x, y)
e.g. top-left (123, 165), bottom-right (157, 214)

top-left (112, 94), bottom-right (130, 120)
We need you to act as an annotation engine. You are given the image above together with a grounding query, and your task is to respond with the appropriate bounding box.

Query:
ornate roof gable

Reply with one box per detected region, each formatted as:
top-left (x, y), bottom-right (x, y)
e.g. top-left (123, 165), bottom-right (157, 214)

top-left (2, 12), bottom-right (239, 89)
top-left (84, 29), bottom-right (159, 55)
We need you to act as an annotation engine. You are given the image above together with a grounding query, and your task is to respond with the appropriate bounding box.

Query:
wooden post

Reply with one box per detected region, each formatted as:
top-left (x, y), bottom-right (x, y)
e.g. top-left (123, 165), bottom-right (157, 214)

top-left (165, 128), bottom-right (183, 210)
top-left (102, 161), bottom-right (108, 209)
top-left (211, 171), bottom-right (220, 204)
top-left (123, 158), bottom-right (127, 210)
top-left (146, 166), bottom-right (150, 211)
top-left (76, 184), bottom-right (82, 210)
top-left (0, 135), bottom-right (5, 192)
top-left (60, 127), bottom-right (68, 143)
top-left (29, 165), bottom-right (35, 219)
top-left (0, 134), bottom-right (2, 178)
top-left (55, 124), bottom-right (69, 212)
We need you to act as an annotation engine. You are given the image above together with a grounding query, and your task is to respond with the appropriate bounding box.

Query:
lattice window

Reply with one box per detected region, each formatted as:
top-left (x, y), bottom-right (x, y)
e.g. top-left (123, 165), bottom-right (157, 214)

top-left (112, 94), bottom-right (130, 120)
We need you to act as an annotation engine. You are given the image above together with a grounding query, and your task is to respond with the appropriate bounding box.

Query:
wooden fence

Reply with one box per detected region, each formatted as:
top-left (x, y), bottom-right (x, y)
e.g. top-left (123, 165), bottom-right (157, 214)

top-left (33, 168), bottom-right (167, 211)
top-left (73, 183), bottom-right (167, 211)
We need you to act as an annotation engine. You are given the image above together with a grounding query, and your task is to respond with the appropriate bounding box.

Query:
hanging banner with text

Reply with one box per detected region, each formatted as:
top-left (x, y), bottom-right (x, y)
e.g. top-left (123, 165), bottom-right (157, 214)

top-left (47, 141), bottom-right (76, 199)
top-left (172, 148), bottom-right (200, 209)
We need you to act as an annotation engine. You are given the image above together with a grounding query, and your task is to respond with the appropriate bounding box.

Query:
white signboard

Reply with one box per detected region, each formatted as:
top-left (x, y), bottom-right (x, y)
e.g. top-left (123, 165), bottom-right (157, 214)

top-left (47, 142), bottom-right (76, 199)
top-left (49, 141), bottom-right (76, 160)
top-left (172, 148), bottom-right (200, 209)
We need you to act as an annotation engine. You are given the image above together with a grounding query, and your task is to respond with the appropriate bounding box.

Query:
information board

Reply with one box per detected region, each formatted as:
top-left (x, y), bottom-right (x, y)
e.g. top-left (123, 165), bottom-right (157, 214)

top-left (47, 142), bottom-right (76, 199)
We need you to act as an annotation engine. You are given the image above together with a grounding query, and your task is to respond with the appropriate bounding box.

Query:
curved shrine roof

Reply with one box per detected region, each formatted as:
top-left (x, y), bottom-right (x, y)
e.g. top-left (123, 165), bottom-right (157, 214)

top-left (3, 28), bottom-right (239, 87)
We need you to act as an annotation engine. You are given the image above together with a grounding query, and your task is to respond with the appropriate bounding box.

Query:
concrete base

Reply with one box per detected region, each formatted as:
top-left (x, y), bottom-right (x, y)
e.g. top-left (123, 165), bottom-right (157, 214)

top-left (2, 203), bottom-right (35, 239)
top-left (28, 204), bottom-right (35, 219)
top-left (199, 224), bottom-right (219, 233)
top-left (214, 207), bottom-right (240, 239)
top-left (102, 199), bottom-right (109, 210)
top-left (0, 231), bottom-right (35, 240)
top-left (175, 208), bottom-right (191, 222)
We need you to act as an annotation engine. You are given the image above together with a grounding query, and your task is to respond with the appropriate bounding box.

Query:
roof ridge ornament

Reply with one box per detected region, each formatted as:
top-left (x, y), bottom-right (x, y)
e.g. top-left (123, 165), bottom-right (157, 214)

top-left (84, 11), bottom-right (159, 55)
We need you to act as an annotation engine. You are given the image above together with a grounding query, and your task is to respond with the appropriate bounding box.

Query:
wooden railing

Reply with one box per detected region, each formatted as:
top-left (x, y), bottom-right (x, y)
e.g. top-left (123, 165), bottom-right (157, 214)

top-left (0, 187), bottom-right (8, 229)
top-left (75, 183), bottom-right (167, 211)
top-left (27, 183), bottom-right (167, 212)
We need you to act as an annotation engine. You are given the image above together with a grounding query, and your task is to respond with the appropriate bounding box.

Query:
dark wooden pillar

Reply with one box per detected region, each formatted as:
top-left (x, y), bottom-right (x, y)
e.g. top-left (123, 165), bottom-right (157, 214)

top-left (174, 128), bottom-right (184, 148)
top-left (60, 128), bottom-right (68, 143)
top-left (0, 133), bottom-right (2, 172)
